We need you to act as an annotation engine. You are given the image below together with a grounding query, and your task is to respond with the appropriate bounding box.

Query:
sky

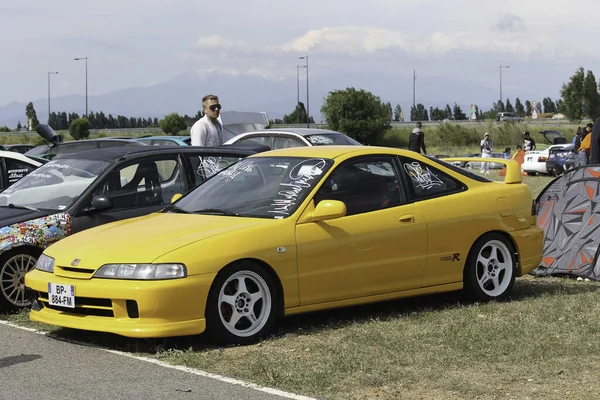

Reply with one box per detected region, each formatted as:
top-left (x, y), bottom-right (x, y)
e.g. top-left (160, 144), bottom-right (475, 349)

top-left (1, 0), bottom-right (597, 113)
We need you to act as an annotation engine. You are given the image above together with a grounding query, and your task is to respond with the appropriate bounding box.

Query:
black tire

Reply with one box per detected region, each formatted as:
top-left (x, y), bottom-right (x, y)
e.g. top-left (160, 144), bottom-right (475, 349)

top-left (0, 248), bottom-right (42, 311)
top-left (463, 233), bottom-right (516, 302)
top-left (205, 261), bottom-right (278, 345)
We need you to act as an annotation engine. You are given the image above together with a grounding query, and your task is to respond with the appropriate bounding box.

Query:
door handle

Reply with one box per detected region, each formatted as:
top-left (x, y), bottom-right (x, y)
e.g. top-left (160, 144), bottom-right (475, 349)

top-left (399, 214), bottom-right (415, 223)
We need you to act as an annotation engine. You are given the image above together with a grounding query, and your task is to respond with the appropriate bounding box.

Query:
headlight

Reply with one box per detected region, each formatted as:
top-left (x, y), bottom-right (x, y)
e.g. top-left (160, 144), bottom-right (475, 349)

top-left (93, 263), bottom-right (187, 280)
top-left (35, 254), bottom-right (55, 273)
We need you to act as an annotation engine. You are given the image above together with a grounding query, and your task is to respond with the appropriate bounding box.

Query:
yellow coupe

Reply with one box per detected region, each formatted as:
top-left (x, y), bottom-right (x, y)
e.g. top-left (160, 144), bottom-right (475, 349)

top-left (25, 146), bottom-right (543, 345)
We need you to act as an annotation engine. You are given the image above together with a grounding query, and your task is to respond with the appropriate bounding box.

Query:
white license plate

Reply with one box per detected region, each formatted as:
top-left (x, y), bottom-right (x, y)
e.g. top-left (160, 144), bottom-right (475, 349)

top-left (48, 283), bottom-right (75, 308)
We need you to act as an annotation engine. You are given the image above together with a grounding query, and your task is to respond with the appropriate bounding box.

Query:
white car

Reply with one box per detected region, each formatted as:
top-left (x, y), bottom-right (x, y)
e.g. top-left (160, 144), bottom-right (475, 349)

top-left (224, 128), bottom-right (362, 149)
top-left (521, 130), bottom-right (569, 176)
top-left (0, 150), bottom-right (45, 190)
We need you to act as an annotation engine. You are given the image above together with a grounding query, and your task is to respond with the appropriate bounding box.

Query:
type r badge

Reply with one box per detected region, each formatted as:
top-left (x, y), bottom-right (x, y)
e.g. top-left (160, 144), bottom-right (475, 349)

top-left (440, 253), bottom-right (460, 262)
top-left (71, 258), bottom-right (81, 266)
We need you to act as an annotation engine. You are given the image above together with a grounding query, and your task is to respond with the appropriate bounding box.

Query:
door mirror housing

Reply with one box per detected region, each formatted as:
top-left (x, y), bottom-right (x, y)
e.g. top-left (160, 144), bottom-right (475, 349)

top-left (311, 200), bottom-right (346, 222)
top-left (88, 194), bottom-right (113, 212)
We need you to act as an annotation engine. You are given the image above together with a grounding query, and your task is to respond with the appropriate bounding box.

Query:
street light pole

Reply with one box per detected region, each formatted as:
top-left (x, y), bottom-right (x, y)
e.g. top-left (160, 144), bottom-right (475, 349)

top-left (74, 56), bottom-right (89, 116)
top-left (412, 69), bottom-right (417, 108)
top-left (47, 71), bottom-right (58, 124)
top-left (297, 65), bottom-right (306, 124)
top-left (499, 65), bottom-right (509, 105)
top-left (299, 55), bottom-right (309, 127)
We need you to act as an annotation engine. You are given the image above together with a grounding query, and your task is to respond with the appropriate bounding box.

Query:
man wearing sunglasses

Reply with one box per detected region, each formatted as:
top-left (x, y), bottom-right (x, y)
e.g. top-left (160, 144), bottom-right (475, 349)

top-left (190, 94), bottom-right (223, 146)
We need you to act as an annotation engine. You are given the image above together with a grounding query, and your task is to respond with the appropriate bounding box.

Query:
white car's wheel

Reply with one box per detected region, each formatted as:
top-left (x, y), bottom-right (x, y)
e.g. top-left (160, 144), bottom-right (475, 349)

top-left (464, 233), bottom-right (516, 301)
top-left (206, 262), bottom-right (278, 345)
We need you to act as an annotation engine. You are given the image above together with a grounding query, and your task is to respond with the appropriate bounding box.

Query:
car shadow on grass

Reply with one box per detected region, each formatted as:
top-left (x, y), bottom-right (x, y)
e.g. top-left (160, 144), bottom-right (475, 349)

top-left (27, 275), bottom-right (600, 354)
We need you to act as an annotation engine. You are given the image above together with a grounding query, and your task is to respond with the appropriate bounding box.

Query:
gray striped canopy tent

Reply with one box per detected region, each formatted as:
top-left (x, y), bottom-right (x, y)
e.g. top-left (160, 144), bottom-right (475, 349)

top-left (533, 166), bottom-right (600, 279)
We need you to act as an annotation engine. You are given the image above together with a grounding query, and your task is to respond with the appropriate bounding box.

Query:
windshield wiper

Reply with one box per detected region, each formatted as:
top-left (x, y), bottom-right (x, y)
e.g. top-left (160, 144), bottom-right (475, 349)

top-left (0, 204), bottom-right (39, 211)
top-left (192, 208), bottom-right (239, 216)
top-left (162, 204), bottom-right (190, 214)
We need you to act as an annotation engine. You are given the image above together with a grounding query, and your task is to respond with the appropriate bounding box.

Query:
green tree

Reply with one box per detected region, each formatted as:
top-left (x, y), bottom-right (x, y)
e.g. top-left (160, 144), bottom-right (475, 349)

top-left (159, 113), bottom-right (187, 135)
top-left (560, 67), bottom-right (585, 121)
top-left (16, 121), bottom-right (22, 131)
top-left (320, 87), bottom-right (391, 145)
top-left (0, 126), bottom-right (10, 132)
top-left (283, 102), bottom-right (314, 124)
top-left (445, 104), bottom-right (453, 120)
top-left (505, 99), bottom-right (514, 113)
top-left (514, 98), bottom-right (525, 116)
top-left (386, 102), bottom-right (393, 121)
top-left (25, 102), bottom-right (40, 130)
top-left (430, 107), bottom-right (446, 121)
top-left (69, 117), bottom-right (92, 140)
top-left (583, 70), bottom-right (600, 121)
top-left (525, 100), bottom-right (532, 116)
top-left (452, 103), bottom-right (467, 120)
top-left (393, 104), bottom-right (403, 121)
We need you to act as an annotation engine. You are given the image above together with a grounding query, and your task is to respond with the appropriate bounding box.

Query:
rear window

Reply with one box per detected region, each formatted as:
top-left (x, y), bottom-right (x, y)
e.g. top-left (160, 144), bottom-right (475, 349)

top-left (425, 156), bottom-right (492, 183)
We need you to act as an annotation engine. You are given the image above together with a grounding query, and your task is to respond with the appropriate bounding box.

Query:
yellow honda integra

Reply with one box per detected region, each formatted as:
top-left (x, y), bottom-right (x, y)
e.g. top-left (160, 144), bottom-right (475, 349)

top-left (25, 146), bottom-right (543, 345)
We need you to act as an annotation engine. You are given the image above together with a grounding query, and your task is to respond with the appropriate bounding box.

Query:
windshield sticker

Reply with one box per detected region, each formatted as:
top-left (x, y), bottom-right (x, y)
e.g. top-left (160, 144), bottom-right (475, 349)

top-left (404, 162), bottom-right (443, 190)
top-left (307, 135), bottom-right (334, 145)
top-left (0, 212), bottom-right (72, 252)
top-left (7, 168), bottom-right (30, 184)
top-left (219, 160), bottom-right (256, 181)
top-left (28, 172), bottom-right (53, 179)
top-left (268, 159), bottom-right (327, 217)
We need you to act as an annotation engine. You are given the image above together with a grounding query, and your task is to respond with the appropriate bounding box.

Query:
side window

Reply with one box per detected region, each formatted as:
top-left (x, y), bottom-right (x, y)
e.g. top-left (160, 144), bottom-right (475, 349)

top-left (4, 159), bottom-right (37, 186)
top-left (150, 140), bottom-right (177, 147)
top-left (273, 137), bottom-right (304, 149)
top-left (235, 136), bottom-right (271, 147)
top-left (313, 158), bottom-right (402, 216)
top-left (94, 158), bottom-right (185, 209)
top-left (185, 154), bottom-right (245, 186)
top-left (399, 157), bottom-right (464, 200)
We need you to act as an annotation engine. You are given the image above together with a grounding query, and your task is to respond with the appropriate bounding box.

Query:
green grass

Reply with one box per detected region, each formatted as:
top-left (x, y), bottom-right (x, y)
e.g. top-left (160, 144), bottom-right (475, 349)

top-left (4, 277), bottom-right (600, 400)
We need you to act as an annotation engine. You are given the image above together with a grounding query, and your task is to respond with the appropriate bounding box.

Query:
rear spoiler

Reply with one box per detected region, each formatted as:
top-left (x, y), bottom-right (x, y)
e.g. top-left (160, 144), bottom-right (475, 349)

top-left (443, 157), bottom-right (522, 184)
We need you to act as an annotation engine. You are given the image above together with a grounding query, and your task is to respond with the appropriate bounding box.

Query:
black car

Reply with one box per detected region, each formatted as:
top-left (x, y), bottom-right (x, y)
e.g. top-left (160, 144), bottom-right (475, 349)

top-left (0, 144), bottom-right (267, 310)
top-left (25, 124), bottom-right (146, 160)
top-left (0, 144), bottom-right (37, 154)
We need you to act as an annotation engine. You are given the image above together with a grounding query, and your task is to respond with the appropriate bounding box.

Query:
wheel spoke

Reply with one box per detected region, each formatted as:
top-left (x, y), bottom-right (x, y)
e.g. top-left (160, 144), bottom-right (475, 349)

top-left (491, 275), bottom-right (501, 290)
top-left (221, 294), bottom-right (237, 307)
top-left (226, 311), bottom-right (244, 330)
top-left (1, 270), bottom-right (16, 279)
top-left (478, 273), bottom-right (490, 287)
top-left (236, 277), bottom-right (248, 295)
top-left (248, 312), bottom-right (258, 323)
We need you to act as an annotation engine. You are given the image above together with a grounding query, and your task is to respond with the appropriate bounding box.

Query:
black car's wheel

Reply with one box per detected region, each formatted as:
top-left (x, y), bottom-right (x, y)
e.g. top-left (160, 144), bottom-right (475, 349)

top-left (0, 248), bottom-right (41, 310)
top-left (463, 233), bottom-right (516, 302)
top-left (205, 262), bottom-right (278, 345)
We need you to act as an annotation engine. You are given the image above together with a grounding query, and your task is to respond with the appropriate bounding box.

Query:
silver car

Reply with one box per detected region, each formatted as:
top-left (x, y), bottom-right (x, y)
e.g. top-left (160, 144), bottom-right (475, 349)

top-left (223, 128), bottom-right (362, 149)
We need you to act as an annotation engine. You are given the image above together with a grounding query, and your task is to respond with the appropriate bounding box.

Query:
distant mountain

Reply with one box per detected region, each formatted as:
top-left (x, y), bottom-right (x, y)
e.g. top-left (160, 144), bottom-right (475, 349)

top-left (0, 69), bottom-right (509, 129)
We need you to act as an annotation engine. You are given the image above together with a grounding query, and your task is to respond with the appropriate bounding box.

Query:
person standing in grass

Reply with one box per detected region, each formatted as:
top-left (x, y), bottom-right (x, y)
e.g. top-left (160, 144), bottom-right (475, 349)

top-left (480, 132), bottom-right (493, 175)
top-left (408, 122), bottom-right (427, 154)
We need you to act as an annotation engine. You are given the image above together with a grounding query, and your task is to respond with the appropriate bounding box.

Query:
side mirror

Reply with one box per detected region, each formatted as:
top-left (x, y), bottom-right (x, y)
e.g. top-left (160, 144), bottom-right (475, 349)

top-left (89, 194), bottom-right (113, 212)
top-left (36, 124), bottom-right (60, 145)
top-left (311, 200), bottom-right (346, 222)
top-left (171, 193), bottom-right (182, 203)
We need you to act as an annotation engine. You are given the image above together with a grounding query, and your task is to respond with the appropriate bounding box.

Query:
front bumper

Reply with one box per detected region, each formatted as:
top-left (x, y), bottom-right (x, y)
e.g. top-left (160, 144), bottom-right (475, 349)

top-left (510, 225), bottom-right (544, 276)
top-left (24, 269), bottom-right (215, 338)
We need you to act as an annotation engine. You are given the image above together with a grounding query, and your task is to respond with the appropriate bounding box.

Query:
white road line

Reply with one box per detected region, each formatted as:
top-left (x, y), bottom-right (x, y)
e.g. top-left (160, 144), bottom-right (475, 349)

top-left (0, 320), bottom-right (318, 400)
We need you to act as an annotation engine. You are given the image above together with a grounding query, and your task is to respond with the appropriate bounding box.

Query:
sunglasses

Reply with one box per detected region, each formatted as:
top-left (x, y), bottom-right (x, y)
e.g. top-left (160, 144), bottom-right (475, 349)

top-left (209, 104), bottom-right (222, 111)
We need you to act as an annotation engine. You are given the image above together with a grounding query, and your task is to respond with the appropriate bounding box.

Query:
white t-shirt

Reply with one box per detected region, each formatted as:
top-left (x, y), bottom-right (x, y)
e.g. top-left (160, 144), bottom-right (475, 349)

top-left (190, 115), bottom-right (223, 146)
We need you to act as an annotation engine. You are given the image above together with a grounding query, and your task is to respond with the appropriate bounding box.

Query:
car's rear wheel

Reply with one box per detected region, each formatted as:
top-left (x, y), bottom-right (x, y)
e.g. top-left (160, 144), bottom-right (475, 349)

top-left (205, 262), bottom-right (278, 345)
top-left (0, 248), bottom-right (41, 311)
top-left (464, 233), bottom-right (516, 301)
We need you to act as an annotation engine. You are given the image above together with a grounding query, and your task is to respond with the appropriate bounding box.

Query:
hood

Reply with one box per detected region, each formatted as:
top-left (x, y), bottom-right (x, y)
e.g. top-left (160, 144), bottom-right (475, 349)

top-left (411, 128), bottom-right (422, 134)
top-left (0, 207), bottom-right (54, 227)
top-left (46, 213), bottom-right (273, 268)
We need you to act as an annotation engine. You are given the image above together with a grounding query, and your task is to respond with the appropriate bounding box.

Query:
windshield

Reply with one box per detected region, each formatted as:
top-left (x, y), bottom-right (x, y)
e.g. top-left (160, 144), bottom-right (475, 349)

top-left (171, 157), bottom-right (333, 219)
top-left (305, 133), bottom-right (361, 146)
top-left (0, 158), bottom-right (111, 210)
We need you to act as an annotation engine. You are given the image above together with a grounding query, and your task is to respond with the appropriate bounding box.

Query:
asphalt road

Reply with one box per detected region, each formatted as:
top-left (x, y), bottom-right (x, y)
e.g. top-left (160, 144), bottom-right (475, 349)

top-left (0, 322), bottom-right (315, 400)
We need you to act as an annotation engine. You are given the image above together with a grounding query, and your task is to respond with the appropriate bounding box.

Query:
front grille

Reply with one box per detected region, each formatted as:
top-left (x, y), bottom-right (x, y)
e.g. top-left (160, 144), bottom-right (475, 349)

top-left (61, 267), bottom-right (94, 274)
top-left (37, 291), bottom-right (114, 317)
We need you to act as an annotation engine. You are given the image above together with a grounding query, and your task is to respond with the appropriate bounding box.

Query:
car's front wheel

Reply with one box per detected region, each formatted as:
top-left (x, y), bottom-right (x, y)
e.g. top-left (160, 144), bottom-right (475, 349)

top-left (205, 262), bottom-right (278, 345)
top-left (463, 233), bottom-right (516, 302)
top-left (0, 248), bottom-right (41, 311)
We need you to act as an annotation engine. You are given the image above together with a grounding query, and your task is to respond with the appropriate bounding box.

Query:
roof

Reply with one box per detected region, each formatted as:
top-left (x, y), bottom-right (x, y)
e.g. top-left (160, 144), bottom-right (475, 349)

top-left (244, 128), bottom-right (343, 136)
top-left (247, 145), bottom-right (403, 159)
top-left (136, 136), bottom-right (191, 140)
top-left (52, 144), bottom-right (267, 162)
